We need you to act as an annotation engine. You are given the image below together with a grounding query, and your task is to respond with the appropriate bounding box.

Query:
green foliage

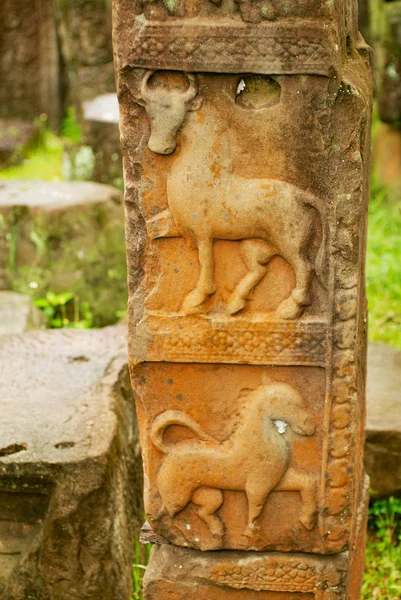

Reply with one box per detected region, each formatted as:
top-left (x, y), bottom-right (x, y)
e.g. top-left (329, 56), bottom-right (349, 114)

top-left (0, 130), bottom-right (63, 181)
top-left (0, 106), bottom-right (82, 182)
top-left (34, 291), bottom-right (93, 329)
top-left (362, 498), bottom-right (401, 599)
top-left (61, 107), bottom-right (82, 144)
top-left (366, 180), bottom-right (401, 349)
top-left (131, 540), bottom-right (151, 600)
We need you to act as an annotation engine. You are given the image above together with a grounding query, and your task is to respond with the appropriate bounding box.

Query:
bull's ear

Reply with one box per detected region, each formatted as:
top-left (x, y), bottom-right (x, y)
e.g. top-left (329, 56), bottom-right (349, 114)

top-left (188, 96), bottom-right (203, 111)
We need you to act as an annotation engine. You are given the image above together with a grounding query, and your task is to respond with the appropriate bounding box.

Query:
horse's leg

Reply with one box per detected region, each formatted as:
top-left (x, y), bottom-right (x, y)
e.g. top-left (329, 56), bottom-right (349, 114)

top-left (227, 239), bottom-right (276, 315)
top-left (276, 253), bottom-right (312, 319)
top-left (243, 484), bottom-right (270, 538)
top-left (182, 238), bottom-right (215, 314)
top-left (192, 487), bottom-right (224, 539)
top-left (276, 467), bottom-right (317, 530)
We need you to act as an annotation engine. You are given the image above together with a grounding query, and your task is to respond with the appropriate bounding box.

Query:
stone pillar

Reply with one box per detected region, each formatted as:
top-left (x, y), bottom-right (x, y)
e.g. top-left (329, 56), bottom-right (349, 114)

top-left (113, 1), bottom-right (372, 598)
top-left (0, 0), bottom-right (62, 130)
top-left (370, 0), bottom-right (401, 193)
top-left (55, 0), bottom-right (115, 117)
top-left (370, 0), bottom-right (401, 124)
top-left (358, 0), bottom-right (371, 43)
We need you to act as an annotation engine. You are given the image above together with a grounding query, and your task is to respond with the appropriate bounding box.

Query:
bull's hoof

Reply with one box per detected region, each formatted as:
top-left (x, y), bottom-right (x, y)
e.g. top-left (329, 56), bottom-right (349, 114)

top-left (300, 512), bottom-right (316, 531)
top-left (181, 290), bottom-right (209, 315)
top-left (227, 296), bottom-right (246, 315)
top-left (275, 296), bottom-right (303, 320)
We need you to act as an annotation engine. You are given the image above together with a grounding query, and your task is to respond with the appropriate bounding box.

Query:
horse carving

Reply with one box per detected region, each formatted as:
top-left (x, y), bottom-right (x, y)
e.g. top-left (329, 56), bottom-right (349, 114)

top-left (150, 381), bottom-right (317, 542)
top-left (138, 71), bottom-right (328, 319)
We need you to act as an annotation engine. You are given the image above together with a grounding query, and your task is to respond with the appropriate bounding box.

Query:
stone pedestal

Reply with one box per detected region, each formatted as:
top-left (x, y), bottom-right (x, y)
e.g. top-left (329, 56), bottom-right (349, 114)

top-left (113, 1), bottom-right (372, 598)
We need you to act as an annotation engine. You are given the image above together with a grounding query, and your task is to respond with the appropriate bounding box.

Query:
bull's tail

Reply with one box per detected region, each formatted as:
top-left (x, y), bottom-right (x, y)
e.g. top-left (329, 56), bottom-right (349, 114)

top-left (301, 192), bottom-right (329, 289)
top-left (150, 410), bottom-right (217, 454)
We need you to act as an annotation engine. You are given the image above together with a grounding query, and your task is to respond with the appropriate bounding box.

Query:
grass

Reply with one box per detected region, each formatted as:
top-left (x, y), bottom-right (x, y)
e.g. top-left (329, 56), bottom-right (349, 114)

top-left (131, 540), bottom-right (151, 600)
top-left (362, 497), bottom-right (401, 599)
top-left (0, 107), bottom-right (82, 182)
top-left (0, 129), bottom-right (63, 181)
top-left (366, 181), bottom-right (401, 349)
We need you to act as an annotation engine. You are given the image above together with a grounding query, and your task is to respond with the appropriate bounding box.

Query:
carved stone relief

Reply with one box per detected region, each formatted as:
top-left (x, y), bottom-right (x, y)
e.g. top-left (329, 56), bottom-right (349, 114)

top-left (144, 544), bottom-right (350, 599)
top-left (134, 364), bottom-right (326, 552)
top-left (152, 381), bottom-right (317, 540)
top-left (129, 71), bottom-right (329, 325)
top-left (113, 0), bottom-right (372, 596)
top-left (140, 71), bottom-right (327, 320)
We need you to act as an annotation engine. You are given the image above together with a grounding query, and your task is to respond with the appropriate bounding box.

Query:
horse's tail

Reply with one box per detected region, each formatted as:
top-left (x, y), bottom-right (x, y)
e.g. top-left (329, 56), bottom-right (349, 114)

top-left (150, 410), bottom-right (217, 454)
top-left (300, 191), bottom-right (329, 290)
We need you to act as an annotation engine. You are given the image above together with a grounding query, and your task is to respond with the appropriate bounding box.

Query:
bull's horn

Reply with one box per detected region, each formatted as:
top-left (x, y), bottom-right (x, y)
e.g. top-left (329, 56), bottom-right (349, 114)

top-left (140, 70), bottom-right (156, 101)
top-left (182, 73), bottom-right (198, 102)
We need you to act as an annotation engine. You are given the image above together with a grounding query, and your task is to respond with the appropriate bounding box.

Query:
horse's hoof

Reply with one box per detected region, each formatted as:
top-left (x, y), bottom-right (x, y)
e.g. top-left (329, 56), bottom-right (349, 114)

top-left (211, 528), bottom-right (224, 540)
top-left (275, 297), bottom-right (303, 320)
top-left (227, 297), bottom-right (246, 315)
top-left (300, 513), bottom-right (316, 531)
top-left (243, 524), bottom-right (261, 539)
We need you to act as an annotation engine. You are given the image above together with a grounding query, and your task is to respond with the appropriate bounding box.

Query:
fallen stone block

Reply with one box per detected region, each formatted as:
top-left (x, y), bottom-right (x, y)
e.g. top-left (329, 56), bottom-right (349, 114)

top-left (0, 180), bottom-right (127, 327)
top-left (0, 291), bottom-right (45, 335)
top-left (366, 342), bottom-right (401, 497)
top-left (0, 325), bottom-right (143, 600)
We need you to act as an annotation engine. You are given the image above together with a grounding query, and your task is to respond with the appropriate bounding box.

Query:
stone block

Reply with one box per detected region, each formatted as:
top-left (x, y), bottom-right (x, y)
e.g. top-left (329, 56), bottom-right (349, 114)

top-left (0, 181), bottom-right (127, 327)
top-left (365, 342), bottom-right (401, 496)
top-left (0, 291), bottom-right (45, 335)
top-left (0, 325), bottom-right (143, 599)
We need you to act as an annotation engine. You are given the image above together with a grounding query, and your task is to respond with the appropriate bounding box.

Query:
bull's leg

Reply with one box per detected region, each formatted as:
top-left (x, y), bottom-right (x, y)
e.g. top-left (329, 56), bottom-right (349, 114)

top-left (146, 209), bottom-right (181, 239)
top-left (227, 239), bottom-right (276, 315)
top-left (192, 487), bottom-right (224, 539)
top-left (276, 254), bottom-right (312, 319)
top-left (182, 239), bottom-right (216, 314)
top-left (276, 468), bottom-right (317, 530)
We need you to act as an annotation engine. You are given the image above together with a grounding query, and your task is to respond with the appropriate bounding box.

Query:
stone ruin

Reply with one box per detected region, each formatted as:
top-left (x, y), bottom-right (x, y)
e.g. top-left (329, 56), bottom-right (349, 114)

top-left (0, 0), bottom-right (121, 186)
top-left (370, 0), bottom-right (401, 192)
top-left (0, 325), bottom-right (143, 599)
top-left (113, 0), bottom-right (373, 598)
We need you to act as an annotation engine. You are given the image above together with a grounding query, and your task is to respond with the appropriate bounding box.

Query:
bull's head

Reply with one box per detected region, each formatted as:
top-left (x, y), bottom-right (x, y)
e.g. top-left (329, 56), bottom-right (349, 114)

top-left (136, 70), bottom-right (202, 155)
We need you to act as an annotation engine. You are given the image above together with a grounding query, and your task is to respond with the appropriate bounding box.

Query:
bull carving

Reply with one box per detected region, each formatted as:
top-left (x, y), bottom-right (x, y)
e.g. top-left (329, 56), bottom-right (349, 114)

top-left (150, 381), bottom-right (317, 544)
top-left (138, 71), bottom-right (327, 319)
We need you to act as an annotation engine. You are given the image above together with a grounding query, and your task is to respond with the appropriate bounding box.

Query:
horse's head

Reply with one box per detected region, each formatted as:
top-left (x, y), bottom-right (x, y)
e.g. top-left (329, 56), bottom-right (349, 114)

top-left (260, 382), bottom-right (316, 437)
top-left (136, 70), bottom-right (202, 155)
